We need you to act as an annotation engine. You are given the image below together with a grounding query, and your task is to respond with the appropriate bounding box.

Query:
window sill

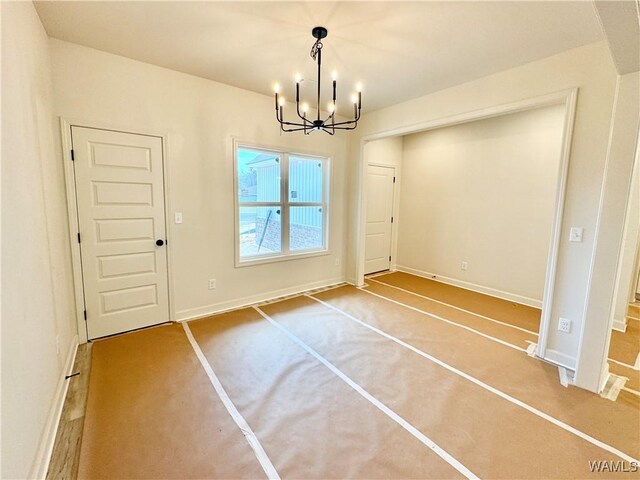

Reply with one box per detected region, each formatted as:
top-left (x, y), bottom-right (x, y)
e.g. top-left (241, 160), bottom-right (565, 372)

top-left (235, 248), bottom-right (330, 268)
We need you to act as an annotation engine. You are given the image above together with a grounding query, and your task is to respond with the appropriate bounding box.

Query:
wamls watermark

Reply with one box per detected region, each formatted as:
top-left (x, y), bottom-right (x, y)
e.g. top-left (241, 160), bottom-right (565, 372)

top-left (588, 460), bottom-right (639, 473)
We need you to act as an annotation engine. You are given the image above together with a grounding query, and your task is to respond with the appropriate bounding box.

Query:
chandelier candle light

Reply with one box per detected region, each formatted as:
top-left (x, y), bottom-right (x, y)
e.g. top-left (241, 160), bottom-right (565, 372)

top-left (274, 26), bottom-right (362, 134)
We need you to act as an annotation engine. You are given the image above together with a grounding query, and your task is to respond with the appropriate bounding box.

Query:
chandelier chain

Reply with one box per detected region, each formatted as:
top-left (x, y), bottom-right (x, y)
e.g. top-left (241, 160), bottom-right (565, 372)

top-left (310, 39), bottom-right (323, 61)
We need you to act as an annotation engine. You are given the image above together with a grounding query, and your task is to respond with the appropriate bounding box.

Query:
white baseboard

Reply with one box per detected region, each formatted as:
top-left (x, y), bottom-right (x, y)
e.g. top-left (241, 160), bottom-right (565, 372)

top-left (29, 334), bottom-right (79, 479)
top-left (395, 265), bottom-right (542, 309)
top-left (543, 348), bottom-right (577, 371)
top-left (345, 276), bottom-right (359, 286)
top-left (175, 276), bottom-right (345, 322)
top-left (612, 316), bottom-right (628, 333)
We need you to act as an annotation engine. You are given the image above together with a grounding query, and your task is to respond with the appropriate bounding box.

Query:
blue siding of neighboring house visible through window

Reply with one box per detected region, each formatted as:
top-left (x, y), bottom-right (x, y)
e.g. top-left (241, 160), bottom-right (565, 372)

top-left (255, 158), bottom-right (323, 228)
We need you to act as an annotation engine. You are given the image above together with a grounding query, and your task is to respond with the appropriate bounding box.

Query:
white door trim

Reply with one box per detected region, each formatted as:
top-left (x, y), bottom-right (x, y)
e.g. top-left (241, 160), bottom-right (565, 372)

top-left (60, 118), bottom-right (174, 343)
top-left (353, 88), bottom-right (578, 361)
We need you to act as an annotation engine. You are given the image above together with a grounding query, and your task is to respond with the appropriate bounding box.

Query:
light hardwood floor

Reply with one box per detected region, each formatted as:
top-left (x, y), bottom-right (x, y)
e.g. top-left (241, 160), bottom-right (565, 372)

top-left (46, 343), bottom-right (92, 480)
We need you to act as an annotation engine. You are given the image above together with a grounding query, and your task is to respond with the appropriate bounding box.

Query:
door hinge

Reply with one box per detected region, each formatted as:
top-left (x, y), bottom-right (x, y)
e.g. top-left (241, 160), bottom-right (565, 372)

top-left (393, 176), bottom-right (396, 183)
top-left (71, 149), bottom-right (75, 161)
top-left (389, 256), bottom-right (392, 262)
top-left (391, 216), bottom-right (394, 223)
top-left (83, 310), bottom-right (87, 321)
top-left (77, 232), bottom-right (81, 243)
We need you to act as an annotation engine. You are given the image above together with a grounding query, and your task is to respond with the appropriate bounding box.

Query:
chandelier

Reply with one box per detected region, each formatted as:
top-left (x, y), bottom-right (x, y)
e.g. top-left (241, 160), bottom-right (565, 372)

top-left (273, 26), bottom-right (362, 135)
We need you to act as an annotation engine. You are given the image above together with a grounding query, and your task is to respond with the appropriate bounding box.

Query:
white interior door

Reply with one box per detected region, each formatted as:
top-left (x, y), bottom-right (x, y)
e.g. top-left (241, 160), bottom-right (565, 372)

top-left (72, 126), bottom-right (169, 339)
top-left (365, 164), bottom-right (395, 274)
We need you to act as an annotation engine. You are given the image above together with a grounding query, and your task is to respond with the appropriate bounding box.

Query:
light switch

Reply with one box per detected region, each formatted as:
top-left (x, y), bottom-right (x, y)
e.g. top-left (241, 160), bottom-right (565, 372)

top-left (175, 212), bottom-right (183, 224)
top-left (569, 227), bottom-right (583, 242)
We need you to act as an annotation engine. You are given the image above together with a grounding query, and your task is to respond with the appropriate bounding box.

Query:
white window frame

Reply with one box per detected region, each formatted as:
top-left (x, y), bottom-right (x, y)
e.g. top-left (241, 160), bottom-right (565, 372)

top-left (234, 140), bottom-right (330, 267)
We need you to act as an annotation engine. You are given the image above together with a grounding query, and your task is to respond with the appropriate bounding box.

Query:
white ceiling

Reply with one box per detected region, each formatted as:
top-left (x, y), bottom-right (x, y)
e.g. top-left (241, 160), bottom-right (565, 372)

top-left (34, 1), bottom-right (603, 112)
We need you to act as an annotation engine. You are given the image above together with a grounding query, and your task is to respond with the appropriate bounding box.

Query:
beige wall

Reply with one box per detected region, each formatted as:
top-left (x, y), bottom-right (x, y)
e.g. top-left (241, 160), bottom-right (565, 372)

top-left (363, 137), bottom-right (403, 168)
top-left (348, 41), bottom-right (619, 376)
top-left (49, 39), bottom-right (349, 325)
top-left (397, 104), bottom-right (565, 305)
top-left (1, 2), bottom-right (77, 478)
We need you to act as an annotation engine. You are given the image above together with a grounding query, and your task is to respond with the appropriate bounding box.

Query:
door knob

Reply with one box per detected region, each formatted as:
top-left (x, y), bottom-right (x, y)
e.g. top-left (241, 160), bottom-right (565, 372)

top-left (156, 239), bottom-right (165, 246)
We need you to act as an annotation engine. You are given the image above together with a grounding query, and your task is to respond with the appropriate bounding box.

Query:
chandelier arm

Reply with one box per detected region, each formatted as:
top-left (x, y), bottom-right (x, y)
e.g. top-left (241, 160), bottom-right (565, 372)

top-left (326, 105), bottom-right (360, 127)
top-left (280, 125), bottom-right (310, 132)
top-left (331, 108), bottom-right (361, 127)
top-left (276, 108), bottom-right (308, 129)
top-left (277, 115), bottom-right (306, 127)
top-left (276, 114), bottom-right (307, 129)
top-left (329, 122), bottom-right (359, 130)
top-left (295, 82), bottom-right (314, 126)
top-left (295, 103), bottom-right (314, 126)
top-left (322, 112), bottom-right (335, 124)
top-left (295, 112), bottom-right (313, 126)
top-left (320, 128), bottom-right (335, 135)
top-left (276, 94), bottom-right (312, 129)
top-left (330, 119), bottom-right (358, 127)
top-left (280, 120), bottom-right (308, 127)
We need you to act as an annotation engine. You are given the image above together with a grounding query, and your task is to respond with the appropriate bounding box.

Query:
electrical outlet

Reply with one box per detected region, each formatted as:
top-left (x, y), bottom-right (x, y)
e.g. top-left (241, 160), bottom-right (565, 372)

top-left (335, 257), bottom-right (341, 266)
top-left (558, 317), bottom-right (572, 333)
top-left (569, 227), bottom-right (583, 242)
top-left (175, 212), bottom-right (183, 224)
top-left (208, 279), bottom-right (216, 290)
top-left (461, 261), bottom-right (468, 271)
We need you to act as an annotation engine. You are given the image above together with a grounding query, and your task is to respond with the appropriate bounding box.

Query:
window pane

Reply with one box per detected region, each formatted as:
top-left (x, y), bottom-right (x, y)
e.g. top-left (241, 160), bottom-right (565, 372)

top-left (239, 206), bottom-right (281, 258)
top-left (289, 156), bottom-right (323, 203)
top-left (238, 148), bottom-right (280, 203)
top-left (290, 206), bottom-right (324, 251)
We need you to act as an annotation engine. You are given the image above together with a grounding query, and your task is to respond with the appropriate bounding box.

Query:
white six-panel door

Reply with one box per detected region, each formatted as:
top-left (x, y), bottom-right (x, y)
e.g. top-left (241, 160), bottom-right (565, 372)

top-left (72, 126), bottom-right (169, 339)
top-left (364, 164), bottom-right (395, 275)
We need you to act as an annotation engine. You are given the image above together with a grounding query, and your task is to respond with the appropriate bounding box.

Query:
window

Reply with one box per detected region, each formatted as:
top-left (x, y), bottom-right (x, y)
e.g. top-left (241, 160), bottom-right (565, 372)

top-left (236, 144), bottom-right (329, 265)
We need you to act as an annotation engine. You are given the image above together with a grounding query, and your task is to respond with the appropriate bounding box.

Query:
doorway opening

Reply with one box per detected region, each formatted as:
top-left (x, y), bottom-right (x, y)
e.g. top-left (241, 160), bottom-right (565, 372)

top-left (358, 90), bottom-right (578, 378)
